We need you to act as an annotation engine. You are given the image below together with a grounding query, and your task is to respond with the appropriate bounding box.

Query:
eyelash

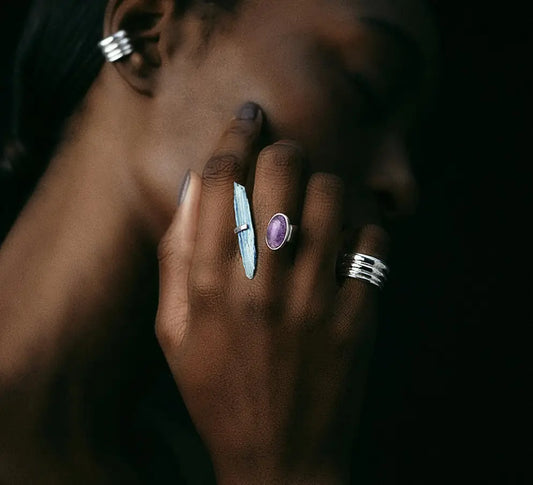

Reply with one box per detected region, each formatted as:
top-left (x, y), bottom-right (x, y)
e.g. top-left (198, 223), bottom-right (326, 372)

top-left (317, 44), bottom-right (388, 125)
top-left (343, 72), bottom-right (387, 124)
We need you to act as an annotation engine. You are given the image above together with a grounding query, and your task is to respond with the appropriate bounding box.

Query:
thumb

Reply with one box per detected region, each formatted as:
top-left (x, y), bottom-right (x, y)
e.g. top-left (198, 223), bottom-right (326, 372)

top-left (156, 170), bottom-right (202, 351)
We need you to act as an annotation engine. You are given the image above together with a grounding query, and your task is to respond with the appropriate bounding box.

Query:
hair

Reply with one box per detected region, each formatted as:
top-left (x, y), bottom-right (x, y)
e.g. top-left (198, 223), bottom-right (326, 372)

top-left (0, 0), bottom-right (108, 240)
top-left (0, 0), bottom-right (229, 241)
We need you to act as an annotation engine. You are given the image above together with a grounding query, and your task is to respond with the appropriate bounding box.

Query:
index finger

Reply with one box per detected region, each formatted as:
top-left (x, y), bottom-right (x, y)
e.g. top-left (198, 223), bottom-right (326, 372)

top-left (194, 102), bottom-right (263, 268)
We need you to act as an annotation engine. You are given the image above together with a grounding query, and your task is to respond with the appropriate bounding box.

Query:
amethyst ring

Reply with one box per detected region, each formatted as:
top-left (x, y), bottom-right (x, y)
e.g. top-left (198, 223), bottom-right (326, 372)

top-left (265, 213), bottom-right (298, 251)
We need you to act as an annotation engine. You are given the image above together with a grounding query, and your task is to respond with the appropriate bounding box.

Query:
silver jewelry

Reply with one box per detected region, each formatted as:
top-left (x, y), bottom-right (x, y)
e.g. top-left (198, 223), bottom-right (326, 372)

top-left (98, 30), bottom-right (134, 63)
top-left (234, 183), bottom-right (257, 280)
top-left (234, 224), bottom-right (249, 234)
top-left (337, 253), bottom-right (389, 289)
top-left (266, 213), bottom-right (297, 251)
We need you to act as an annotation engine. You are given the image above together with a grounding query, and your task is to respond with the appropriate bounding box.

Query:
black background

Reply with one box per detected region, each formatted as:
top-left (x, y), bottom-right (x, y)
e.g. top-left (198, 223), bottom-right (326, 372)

top-left (1, 1), bottom-right (531, 484)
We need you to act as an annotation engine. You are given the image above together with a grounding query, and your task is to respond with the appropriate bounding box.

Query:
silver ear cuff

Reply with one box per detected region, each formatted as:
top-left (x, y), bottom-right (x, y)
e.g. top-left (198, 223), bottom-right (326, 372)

top-left (98, 30), bottom-right (134, 63)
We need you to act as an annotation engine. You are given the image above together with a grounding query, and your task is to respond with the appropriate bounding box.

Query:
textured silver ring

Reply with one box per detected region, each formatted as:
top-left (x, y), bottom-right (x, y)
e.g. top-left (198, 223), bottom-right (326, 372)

top-left (351, 253), bottom-right (389, 273)
top-left (265, 213), bottom-right (297, 251)
top-left (338, 253), bottom-right (389, 289)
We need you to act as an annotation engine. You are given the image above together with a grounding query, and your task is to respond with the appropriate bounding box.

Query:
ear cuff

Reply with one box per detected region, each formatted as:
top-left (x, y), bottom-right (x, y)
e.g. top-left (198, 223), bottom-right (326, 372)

top-left (98, 30), bottom-right (134, 63)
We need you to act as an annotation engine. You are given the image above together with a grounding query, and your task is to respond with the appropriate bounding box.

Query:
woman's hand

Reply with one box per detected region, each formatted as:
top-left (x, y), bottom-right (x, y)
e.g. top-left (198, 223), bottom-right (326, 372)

top-left (156, 104), bottom-right (388, 484)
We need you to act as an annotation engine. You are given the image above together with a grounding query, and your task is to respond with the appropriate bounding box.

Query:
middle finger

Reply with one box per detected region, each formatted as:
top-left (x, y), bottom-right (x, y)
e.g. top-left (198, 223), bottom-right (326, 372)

top-left (252, 141), bottom-right (304, 283)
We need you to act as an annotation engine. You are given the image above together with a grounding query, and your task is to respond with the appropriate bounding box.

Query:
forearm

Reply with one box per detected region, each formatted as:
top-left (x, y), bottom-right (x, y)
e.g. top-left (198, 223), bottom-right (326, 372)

top-left (0, 250), bottom-right (149, 482)
top-left (0, 166), bottom-right (157, 479)
top-left (210, 442), bottom-right (349, 485)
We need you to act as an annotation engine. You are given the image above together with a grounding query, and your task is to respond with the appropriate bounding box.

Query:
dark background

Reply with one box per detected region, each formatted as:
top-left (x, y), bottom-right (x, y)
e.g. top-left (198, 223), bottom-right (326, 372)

top-left (1, 1), bottom-right (531, 484)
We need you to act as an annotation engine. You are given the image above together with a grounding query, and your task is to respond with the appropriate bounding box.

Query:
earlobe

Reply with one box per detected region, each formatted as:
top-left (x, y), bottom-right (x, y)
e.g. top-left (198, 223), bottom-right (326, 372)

top-left (102, 0), bottom-right (174, 95)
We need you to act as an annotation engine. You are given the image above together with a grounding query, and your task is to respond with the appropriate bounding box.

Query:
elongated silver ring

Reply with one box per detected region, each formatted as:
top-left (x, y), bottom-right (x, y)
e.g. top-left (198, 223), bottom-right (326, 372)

top-left (337, 253), bottom-right (389, 289)
top-left (266, 213), bottom-right (297, 251)
top-left (98, 30), bottom-right (134, 63)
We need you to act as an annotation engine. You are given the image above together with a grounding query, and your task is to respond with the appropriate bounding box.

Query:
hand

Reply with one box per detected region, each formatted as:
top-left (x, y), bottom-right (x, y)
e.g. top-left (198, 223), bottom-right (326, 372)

top-left (156, 104), bottom-right (388, 484)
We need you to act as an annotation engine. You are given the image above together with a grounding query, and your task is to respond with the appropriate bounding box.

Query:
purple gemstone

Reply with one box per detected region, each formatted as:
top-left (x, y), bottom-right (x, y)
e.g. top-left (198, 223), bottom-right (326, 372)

top-left (266, 214), bottom-right (288, 250)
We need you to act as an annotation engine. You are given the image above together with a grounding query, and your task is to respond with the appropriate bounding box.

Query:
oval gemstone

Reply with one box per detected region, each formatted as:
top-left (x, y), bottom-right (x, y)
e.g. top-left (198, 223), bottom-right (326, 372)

top-left (266, 214), bottom-right (288, 250)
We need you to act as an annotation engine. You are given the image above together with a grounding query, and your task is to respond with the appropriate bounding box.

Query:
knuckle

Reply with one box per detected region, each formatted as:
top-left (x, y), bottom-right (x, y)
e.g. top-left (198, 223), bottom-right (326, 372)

top-left (290, 302), bottom-right (323, 328)
top-left (287, 282), bottom-right (332, 327)
top-left (189, 266), bottom-right (224, 303)
top-left (203, 153), bottom-right (242, 186)
top-left (308, 172), bottom-right (345, 197)
top-left (235, 281), bottom-right (280, 322)
top-left (288, 297), bottom-right (318, 326)
top-left (258, 143), bottom-right (302, 172)
top-left (245, 292), bottom-right (279, 320)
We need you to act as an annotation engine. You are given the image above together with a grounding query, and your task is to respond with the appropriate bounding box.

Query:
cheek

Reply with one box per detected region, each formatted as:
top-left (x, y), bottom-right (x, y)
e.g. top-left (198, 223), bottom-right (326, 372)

top-left (247, 50), bottom-right (334, 147)
top-left (241, 55), bottom-right (387, 228)
top-left (247, 58), bottom-right (381, 183)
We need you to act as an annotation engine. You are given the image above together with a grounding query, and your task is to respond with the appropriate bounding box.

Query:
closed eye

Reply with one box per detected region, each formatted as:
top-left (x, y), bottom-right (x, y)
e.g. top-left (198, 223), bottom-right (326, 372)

top-left (345, 71), bottom-right (387, 123)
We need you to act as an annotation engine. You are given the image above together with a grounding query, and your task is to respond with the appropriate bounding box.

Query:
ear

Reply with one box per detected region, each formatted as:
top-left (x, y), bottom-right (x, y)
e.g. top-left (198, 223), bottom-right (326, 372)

top-left (366, 134), bottom-right (418, 220)
top-left (103, 0), bottom-right (175, 95)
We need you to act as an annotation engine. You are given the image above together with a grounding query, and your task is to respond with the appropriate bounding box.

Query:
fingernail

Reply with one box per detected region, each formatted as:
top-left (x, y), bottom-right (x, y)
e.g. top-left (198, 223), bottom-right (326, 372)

top-left (236, 102), bottom-right (259, 120)
top-left (274, 139), bottom-right (301, 149)
top-left (178, 170), bottom-right (191, 206)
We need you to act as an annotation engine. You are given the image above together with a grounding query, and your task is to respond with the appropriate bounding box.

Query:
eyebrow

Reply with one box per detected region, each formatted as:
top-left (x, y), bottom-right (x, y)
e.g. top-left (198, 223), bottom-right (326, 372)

top-left (358, 16), bottom-right (430, 109)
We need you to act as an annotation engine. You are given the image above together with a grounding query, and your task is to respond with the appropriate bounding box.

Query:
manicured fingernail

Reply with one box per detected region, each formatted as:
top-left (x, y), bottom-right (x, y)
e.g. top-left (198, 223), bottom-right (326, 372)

top-left (237, 102), bottom-right (259, 120)
top-left (178, 170), bottom-right (191, 206)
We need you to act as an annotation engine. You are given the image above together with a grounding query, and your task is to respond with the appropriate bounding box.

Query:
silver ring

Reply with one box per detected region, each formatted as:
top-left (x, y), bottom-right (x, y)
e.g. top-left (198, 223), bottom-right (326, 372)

top-left (98, 30), bottom-right (134, 63)
top-left (266, 213), bottom-right (297, 251)
top-left (234, 224), bottom-right (249, 234)
top-left (234, 183), bottom-right (257, 279)
top-left (337, 253), bottom-right (389, 289)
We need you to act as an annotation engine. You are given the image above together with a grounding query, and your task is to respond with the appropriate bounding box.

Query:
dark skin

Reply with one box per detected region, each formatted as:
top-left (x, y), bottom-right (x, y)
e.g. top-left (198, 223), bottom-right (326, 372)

top-left (157, 123), bottom-right (389, 483)
top-left (0, 0), bottom-right (432, 482)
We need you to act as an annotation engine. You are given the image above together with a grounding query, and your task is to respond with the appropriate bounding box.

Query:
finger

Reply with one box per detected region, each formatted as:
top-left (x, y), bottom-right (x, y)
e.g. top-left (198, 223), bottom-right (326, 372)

top-left (252, 141), bottom-right (304, 282)
top-left (292, 173), bottom-right (345, 291)
top-left (334, 224), bottom-right (389, 343)
top-left (195, 103), bottom-right (263, 269)
top-left (156, 170), bottom-right (202, 351)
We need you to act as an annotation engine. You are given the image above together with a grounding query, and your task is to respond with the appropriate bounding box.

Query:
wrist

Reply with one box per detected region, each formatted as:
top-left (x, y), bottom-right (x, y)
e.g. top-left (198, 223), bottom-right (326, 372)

top-left (212, 455), bottom-right (348, 485)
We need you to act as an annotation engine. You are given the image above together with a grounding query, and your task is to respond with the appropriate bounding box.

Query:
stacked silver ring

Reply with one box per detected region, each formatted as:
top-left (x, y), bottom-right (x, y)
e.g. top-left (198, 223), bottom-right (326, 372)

top-left (98, 30), bottom-right (134, 63)
top-left (338, 253), bottom-right (389, 290)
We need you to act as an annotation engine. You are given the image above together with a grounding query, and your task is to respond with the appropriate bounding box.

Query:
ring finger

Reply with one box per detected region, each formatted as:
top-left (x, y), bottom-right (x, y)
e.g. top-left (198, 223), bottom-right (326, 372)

top-left (291, 172), bottom-right (345, 307)
top-left (251, 141), bottom-right (305, 284)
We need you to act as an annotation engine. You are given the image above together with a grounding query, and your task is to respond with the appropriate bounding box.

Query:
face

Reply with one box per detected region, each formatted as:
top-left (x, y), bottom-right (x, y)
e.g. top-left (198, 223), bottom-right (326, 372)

top-left (156, 0), bottom-right (434, 226)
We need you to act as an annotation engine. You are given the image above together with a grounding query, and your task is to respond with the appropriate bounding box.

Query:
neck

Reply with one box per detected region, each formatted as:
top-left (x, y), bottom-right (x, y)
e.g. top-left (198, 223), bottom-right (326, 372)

top-left (0, 70), bottom-right (165, 388)
top-left (55, 66), bottom-right (173, 242)
top-left (0, 90), bottom-right (164, 471)
top-left (0, 62), bottom-right (198, 478)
